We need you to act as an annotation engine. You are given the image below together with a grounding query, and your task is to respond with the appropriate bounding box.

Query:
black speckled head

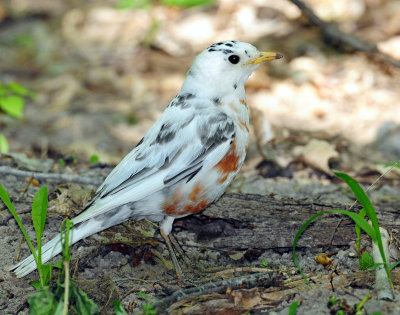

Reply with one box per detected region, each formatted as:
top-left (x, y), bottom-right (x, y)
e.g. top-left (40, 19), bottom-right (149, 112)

top-left (180, 41), bottom-right (281, 97)
top-left (204, 40), bottom-right (257, 65)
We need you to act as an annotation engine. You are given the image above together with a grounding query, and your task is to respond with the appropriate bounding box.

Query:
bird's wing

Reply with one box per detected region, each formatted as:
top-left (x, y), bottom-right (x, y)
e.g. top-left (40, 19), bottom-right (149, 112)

top-left (72, 102), bottom-right (235, 224)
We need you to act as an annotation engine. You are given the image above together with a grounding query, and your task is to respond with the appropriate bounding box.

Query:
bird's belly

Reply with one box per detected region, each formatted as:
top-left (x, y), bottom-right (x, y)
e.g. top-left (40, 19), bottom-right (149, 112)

top-left (160, 136), bottom-right (248, 218)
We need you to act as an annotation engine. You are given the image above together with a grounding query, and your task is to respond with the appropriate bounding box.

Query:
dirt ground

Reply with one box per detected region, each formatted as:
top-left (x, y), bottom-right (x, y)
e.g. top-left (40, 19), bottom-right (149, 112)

top-left (1, 0), bottom-right (400, 314)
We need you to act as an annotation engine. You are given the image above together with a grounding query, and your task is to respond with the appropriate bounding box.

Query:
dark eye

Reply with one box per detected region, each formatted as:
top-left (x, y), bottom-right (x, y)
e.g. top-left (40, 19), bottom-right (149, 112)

top-left (228, 55), bottom-right (240, 64)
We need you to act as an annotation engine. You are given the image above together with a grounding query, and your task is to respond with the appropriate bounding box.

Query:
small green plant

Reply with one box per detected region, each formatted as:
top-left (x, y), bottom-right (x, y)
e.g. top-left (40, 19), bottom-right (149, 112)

top-left (288, 301), bottom-right (299, 315)
top-left (72, 154), bottom-right (78, 164)
top-left (355, 294), bottom-right (371, 314)
top-left (58, 155), bottom-right (78, 168)
top-left (384, 162), bottom-right (400, 169)
top-left (327, 294), bottom-right (371, 314)
top-left (161, 0), bottom-right (213, 7)
top-left (13, 33), bottom-right (35, 49)
top-left (137, 292), bottom-right (157, 315)
top-left (0, 185), bottom-right (55, 287)
top-left (354, 207), bottom-right (374, 270)
top-left (0, 184), bottom-right (100, 314)
top-left (292, 172), bottom-right (399, 288)
top-left (327, 295), bottom-right (350, 314)
top-left (117, 0), bottom-right (152, 9)
top-left (90, 154), bottom-right (100, 164)
top-left (0, 133), bottom-right (9, 153)
top-left (117, 0), bottom-right (213, 10)
top-left (59, 158), bottom-right (66, 168)
top-left (262, 258), bottom-right (267, 267)
top-left (114, 300), bottom-right (129, 315)
top-left (0, 81), bottom-right (35, 118)
top-left (0, 81), bottom-right (35, 153)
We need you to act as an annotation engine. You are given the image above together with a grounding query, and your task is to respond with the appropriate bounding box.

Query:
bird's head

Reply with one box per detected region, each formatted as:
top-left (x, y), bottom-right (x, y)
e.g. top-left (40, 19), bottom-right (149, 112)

top-left (181, 41), bottom-right (282, 98)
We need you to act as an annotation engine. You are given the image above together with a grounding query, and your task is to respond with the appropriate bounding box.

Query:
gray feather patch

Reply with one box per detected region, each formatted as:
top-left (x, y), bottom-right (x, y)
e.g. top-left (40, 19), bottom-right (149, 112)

top-left (169, 93), bottom-right (195, 109)
top-left (199, 112), bottom-right (235, 147)
top-left (153, 123), bottom-right (176, 144)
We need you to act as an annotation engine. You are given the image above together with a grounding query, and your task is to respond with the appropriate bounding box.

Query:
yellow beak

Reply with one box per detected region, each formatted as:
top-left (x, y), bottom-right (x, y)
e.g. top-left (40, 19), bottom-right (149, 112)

top-left (244, 52), bottom-right (283, 65)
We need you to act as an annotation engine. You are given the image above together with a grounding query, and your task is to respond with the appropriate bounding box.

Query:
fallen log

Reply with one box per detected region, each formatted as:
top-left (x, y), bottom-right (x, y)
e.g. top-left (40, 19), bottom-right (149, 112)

top-left (177, 193), bottom-right (399, 250)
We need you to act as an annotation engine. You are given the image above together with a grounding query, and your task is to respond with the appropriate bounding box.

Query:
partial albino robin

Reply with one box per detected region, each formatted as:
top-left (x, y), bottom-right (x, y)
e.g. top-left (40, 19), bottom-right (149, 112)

top-left (11, 41), bottom-right (282, 280)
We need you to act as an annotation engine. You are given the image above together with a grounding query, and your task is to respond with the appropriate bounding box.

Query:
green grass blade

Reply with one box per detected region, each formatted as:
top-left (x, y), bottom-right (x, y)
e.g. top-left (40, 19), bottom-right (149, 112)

top-left (293, 211), bottom-right (326, 286)
top-left (335, 172), bottom-right (393, 289)
top-left (389, 260), bottom-right (400, 271)
top-left (0, 133), bottom-right (9, 153)
top-left (60, 219), bottom-right (73, 262)
top-left (161, 0), bottom-right (214, 7)
top-left (355, 208), bottom-right (367, 250)
top-left (32, 186), bottom-right (49, 286)
top-left (8, 82), bottom-right (36, 98)
top-left (288, 301), bottom-right (299, 315)
top-left (293, 209), bottom-right (374, 285)
top-left (72, 280), bottom-right (100, 314)
top-left (32, 186), bottom-right (48, 238)
top-left (114, 300), bottom-right (128, 315)
top-left (368, 263), bottom-right (384, 271)
top-left (334, 172), bottom-right (374, 211)
top-left (0, 95), bottom-right (25, 118)
top-left (359, 252), bottom-right (374, 270)
top-left (335, 210), bottom-right (375, 239)
top-left (335, 172), bottom-right (380, 238)
top-left (0, 184), bottom-right (38, 263)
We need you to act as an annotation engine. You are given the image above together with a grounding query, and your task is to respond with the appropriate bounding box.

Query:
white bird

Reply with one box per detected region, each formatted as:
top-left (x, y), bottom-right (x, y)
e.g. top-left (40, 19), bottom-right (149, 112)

top-left (11, 41), bottom-right (282, 280)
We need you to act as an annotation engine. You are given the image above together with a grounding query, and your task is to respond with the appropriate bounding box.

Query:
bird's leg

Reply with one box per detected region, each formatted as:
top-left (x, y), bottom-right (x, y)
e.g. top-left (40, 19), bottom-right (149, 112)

top-left (168, 232), bottom-right (192, 268)
top-left (160, 230), bottom-right (185, 282)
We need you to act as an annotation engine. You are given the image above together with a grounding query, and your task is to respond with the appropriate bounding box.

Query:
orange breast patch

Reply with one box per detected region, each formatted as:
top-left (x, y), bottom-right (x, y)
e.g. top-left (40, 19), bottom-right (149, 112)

top-left (183, 200), bottom-right (209, 214)
top-left (163, 189), bottom-right (181, 216)
top-left (215, 141), bottom-right (240, 183)
top-left (189, 182), bottom-right (202, 202)
top-left (163, 182), bottom-right (209, 216)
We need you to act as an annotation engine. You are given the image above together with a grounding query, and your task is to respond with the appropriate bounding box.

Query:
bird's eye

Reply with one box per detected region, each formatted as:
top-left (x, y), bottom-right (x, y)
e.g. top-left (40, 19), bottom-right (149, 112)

top-left (228, 55), bottom-right (240, 64)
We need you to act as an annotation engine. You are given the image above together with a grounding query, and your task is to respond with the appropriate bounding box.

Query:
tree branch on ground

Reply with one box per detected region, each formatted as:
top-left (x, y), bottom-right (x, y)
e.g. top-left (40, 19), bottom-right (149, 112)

top-left (289, 0), bottom-right (400, 68)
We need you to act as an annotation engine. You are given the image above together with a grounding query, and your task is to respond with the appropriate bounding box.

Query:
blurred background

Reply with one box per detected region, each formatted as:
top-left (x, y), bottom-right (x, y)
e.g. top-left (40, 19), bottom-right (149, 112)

top-left (1, 2), bottom-right (400, 313)
top-left (0, 0), bottom-right (399, 168)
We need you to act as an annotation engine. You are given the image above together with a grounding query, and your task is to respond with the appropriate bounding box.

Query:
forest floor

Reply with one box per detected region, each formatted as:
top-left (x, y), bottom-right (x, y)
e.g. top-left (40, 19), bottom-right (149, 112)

top-left (1, 0), bottom-right (400, 314)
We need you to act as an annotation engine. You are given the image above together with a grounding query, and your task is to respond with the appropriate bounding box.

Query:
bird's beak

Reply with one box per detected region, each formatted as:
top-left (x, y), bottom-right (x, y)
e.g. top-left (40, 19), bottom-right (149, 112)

top-left (244, 52), bottom-right (283, 65)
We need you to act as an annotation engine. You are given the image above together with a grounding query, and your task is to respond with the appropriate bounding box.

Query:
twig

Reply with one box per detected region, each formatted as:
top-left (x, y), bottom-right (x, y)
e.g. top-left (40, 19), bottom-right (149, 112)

top-left (213, 267), bottom-right (274, 278)
top-left (289, 0), bottom-right (400, 68)
top-left (0, 166), bottom-right (104, 186)
top-left (15, 237), bottom-right (24, 262)
top-left (152, 271), bottom-right (279, 311)
top-left (120, 288), bottom-right (142, 300)
top-left (339, 284), bottom-right (364, 300)
top-left (365, 160), bottom-right (400, 193)
top-left (113, 277), bottom-right (153, 283)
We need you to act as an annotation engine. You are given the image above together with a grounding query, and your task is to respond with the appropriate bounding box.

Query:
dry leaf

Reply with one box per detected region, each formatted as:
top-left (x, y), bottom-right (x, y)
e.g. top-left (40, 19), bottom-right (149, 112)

top-left (315, 253), bottom-right (333, 266)
top-left (378, 36), bottom-right (400, 60)
top-left (372, 164), bottom-right (400, 180)
top-left (231, 289), bottom-right (262, 309)
top-left (229, 251), bottom-right (246, 261)
top-left (293, 139), bottom-right (339, 174)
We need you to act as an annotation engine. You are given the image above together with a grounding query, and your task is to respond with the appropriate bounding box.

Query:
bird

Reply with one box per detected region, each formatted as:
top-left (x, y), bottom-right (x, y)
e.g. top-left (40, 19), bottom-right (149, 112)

top-left (11, 41), bottom-right (282, 281)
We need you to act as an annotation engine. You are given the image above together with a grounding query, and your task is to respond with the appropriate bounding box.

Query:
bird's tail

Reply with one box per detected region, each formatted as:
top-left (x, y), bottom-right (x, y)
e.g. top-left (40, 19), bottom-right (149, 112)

top-left (10, 220), bottom-right (97, 278)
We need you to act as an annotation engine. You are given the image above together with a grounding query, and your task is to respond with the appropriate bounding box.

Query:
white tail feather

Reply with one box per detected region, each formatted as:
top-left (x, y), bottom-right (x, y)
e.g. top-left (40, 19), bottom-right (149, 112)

top-left (11, 234), bottom-right (63, 278)
top-left (10, 222), bottom-right (97, 278)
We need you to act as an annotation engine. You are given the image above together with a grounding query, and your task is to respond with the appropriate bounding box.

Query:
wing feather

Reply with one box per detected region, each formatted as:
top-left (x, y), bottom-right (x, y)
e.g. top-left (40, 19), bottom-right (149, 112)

top-left (73, 97), bottom-right (236, 224)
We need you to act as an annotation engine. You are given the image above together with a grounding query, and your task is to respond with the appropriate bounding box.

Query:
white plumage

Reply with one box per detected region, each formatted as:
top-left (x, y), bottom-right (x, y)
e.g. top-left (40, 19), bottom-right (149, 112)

top-left (11, 41), bottom-right (282, 278)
